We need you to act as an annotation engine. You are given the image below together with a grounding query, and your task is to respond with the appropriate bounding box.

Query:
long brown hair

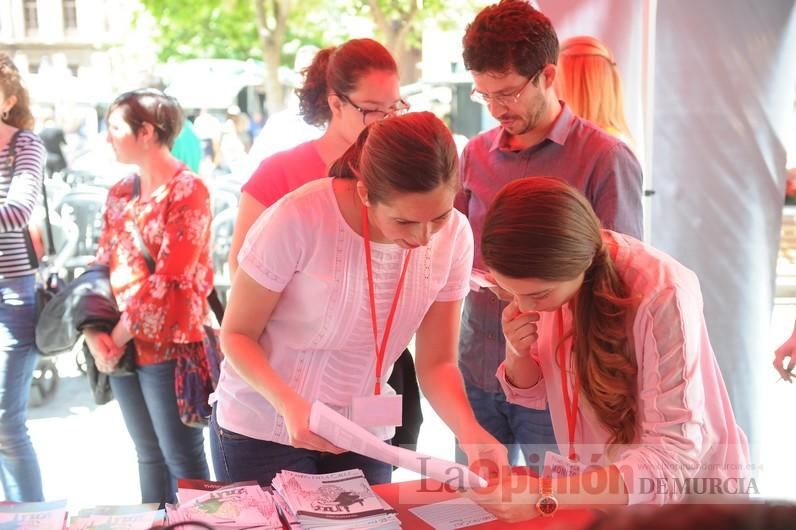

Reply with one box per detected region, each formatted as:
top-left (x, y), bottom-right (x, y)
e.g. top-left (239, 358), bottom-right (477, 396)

top-left (327, 111), bottom-right (458, 204)
top-left (481, 177), bottom-right (638, 446)
top-left (0, 54), bottom-right (34, 130)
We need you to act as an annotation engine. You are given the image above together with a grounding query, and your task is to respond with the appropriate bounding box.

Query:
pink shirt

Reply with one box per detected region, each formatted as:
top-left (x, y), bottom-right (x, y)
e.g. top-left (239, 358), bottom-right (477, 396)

top-left (214, 178), bottom-right (474, 444)
top-left (241, 140), bottom-right (326, 207)
top-left (498, 231), bottom-right (750, 505)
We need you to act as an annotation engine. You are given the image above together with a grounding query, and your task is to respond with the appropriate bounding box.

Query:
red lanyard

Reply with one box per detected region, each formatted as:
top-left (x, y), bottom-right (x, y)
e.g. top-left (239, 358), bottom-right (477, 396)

top-left (557, 306), bottom-right (579, 461)
top-left (361, 205), bottom-right (413, 395)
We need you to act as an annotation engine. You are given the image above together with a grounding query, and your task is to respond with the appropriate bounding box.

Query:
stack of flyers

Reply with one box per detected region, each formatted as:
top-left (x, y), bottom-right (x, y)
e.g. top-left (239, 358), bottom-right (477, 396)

top-left (0, 500), bottom-right (67, 529)
top-left (68, 505), bottom-right (165, 529)
top-left (271, 489), bottom-right (300, 529)
top-left (272, 469), bottom-right (400, 530)
top-left (167, 481), bottom-right (283, 529)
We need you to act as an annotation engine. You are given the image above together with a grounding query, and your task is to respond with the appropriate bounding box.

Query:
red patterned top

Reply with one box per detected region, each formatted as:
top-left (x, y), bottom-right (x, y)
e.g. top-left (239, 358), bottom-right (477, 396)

top-left (96, 170), bottom-right (213, 365)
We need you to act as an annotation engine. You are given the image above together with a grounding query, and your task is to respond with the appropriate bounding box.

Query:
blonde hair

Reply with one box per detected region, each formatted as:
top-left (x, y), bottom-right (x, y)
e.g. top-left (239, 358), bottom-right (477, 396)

top-left (556, 36), bottom-right (631, 141)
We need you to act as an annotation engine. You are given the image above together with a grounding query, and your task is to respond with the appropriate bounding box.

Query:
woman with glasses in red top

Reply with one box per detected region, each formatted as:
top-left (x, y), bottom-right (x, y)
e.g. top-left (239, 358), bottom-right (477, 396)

top-left (229, 38), bottom-right (408, 275)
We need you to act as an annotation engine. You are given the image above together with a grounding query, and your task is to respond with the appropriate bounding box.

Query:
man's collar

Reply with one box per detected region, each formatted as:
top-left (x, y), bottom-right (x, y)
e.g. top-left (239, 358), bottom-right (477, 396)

top-left (546, 102), bottom-right (573, 146)
top-left (489, 101), bottom-right (574, 153)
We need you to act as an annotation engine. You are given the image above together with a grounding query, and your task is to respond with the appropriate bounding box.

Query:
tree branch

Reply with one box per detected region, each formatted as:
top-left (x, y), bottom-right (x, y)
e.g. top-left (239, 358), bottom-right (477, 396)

top-left (366, 0), bottom-right (390, 36)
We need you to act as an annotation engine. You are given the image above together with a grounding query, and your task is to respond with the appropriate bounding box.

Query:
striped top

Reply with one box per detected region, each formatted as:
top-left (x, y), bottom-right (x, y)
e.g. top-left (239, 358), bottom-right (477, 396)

top-left (0, 130), bottom-right (45, 279)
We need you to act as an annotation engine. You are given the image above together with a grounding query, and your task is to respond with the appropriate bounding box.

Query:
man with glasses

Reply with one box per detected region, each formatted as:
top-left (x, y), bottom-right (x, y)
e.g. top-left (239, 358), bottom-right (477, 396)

top-left (455, 0), bottom-right (643, 474)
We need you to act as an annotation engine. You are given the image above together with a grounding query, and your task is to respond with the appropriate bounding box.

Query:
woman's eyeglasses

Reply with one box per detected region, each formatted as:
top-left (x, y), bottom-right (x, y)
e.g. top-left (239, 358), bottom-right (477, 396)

top-left (337, 94), bottom-right (411, 125)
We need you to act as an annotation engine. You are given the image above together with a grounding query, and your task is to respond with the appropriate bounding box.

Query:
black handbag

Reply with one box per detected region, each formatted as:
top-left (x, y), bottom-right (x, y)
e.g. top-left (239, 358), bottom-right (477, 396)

top-left (6, 130), bottom-right (64, 324)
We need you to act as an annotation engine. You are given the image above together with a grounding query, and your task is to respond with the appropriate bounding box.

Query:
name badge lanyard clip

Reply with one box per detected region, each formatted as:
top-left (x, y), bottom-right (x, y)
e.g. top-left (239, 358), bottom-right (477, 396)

top-left (558, 306), bottom-right (579, 462)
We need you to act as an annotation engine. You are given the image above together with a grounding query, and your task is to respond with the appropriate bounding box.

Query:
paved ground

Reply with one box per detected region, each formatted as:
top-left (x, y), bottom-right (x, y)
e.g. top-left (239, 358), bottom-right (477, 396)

top-left (19, 302), bottom-right (796, 512)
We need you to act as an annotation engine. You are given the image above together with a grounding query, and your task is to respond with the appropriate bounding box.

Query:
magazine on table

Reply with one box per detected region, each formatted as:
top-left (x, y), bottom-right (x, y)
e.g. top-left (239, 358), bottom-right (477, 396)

top-left (176, 477), bottom-right (240, 504)
top-left (272, 468), bottom-right (400, 529)
top-left (68, 504), bottom-right (164, 530)
top-left (168, 481), bottom-right (283, 529)
top-left (0, 500), bottom-right (68, 529)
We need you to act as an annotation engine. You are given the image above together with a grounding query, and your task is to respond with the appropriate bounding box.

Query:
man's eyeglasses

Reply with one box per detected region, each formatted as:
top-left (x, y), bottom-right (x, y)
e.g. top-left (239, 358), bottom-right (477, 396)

top-left (337, 94), bottom-right (410, 125)
top-left (470, 67), bottom-right (545, 107)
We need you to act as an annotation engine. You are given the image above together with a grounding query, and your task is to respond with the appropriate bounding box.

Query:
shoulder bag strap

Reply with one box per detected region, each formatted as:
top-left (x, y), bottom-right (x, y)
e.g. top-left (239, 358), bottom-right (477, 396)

top-left (40, 174), bottom-right (55, 256)
top-left (130, 175), bottom-right (156, 274)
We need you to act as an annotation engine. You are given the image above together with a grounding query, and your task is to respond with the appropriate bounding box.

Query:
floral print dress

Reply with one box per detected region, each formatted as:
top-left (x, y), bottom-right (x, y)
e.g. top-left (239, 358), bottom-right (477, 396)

top-left (96, 170), bottom-right (213, 366)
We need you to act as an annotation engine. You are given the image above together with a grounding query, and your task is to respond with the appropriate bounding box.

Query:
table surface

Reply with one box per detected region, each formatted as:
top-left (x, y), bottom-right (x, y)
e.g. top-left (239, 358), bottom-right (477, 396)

top-left (373, 478), bottom-right (597, 529)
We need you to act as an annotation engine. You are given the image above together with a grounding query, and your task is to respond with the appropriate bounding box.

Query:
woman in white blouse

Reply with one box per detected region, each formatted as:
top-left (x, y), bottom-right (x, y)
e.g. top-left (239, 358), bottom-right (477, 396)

top-left (468, 177), bottom-right (749, 521)
top-left (211, 112), bottom-right (507, 485)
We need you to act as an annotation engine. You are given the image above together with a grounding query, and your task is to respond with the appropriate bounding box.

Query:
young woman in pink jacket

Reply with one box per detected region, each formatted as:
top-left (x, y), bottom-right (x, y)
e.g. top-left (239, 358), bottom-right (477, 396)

top-left (469, 177), bottom-right (749, 521)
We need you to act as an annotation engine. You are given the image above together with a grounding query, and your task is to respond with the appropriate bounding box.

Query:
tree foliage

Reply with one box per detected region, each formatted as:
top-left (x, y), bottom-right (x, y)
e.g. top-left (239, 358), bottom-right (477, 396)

top-left (138, 0), bottom-right (261, 61)
top-left (351, 0), bottom-right (476, 81)
top-left (138, 0), bottom-right (480, 110)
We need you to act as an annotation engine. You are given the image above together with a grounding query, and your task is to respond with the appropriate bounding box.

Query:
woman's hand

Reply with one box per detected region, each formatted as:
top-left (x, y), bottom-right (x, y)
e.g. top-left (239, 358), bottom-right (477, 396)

top-left (458, 421), bottom-right (510, 482)
top-left (773, 328), bottom-right (796, 382)
top-left (83, 328), bottom-right (125, 374)
top-left (111, 320), bottom-right (133, 349)
top-left (465, 473), bottom-right (540, 523)
top-left (279, 395), bottom-right (345, 454)
top-left (502, 300), bottom-right (540, 358)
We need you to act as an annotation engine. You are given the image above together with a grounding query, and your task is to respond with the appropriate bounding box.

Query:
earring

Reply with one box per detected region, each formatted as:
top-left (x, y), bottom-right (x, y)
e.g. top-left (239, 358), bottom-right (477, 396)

top-left (0, 110), bottom-right (8, 122)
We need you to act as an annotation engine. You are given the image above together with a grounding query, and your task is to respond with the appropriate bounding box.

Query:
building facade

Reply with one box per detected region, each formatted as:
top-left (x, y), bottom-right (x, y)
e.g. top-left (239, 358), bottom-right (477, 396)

top-left (0, 0), bottom-right (154, 113)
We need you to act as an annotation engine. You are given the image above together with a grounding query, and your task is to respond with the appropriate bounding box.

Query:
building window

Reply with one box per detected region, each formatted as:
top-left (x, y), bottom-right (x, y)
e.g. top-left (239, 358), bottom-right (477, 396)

top-left (23, 0), bottom-right (39, 35)
top-left (63, 0), bottom-right (78, 31)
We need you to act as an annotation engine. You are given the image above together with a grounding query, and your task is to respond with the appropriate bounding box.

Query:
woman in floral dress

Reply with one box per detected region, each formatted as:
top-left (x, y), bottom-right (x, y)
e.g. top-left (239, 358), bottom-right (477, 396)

top-left (84, 89), bottom-right (212, 504)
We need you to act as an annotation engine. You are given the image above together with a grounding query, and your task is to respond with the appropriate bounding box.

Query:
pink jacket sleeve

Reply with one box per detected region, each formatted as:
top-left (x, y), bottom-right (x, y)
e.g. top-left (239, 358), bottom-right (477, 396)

top-left (496, 342), bottom-right (548, 410)
top-left (613, 284), bottom-right (712, 505)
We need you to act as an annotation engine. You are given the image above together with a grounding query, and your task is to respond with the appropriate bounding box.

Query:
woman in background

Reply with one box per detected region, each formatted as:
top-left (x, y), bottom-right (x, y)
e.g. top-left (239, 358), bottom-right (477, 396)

top-left (86, 89), bottom-right (211, 504)
top-left (556, 36), bottom-right (634, 147)
top-left (228, 38), bottom-right (406, 275)
top-left (0, 52), bottom-right (45, 502)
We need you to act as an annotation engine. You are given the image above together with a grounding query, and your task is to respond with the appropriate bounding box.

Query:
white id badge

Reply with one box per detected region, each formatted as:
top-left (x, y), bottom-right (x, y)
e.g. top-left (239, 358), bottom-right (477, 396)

top-left (543, 450), bottom-right (583, 478)
top-left (351, 394), bottom-right (403, 428)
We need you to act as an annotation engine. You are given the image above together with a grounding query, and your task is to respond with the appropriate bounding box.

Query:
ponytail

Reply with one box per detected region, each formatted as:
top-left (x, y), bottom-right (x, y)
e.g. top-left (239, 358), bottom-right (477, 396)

top-left (573, 244), bottom-right (637, 447)
top-left (296, 47), bottom-right (335, 127)
top-left (328, 124), bottom-right (371, 180)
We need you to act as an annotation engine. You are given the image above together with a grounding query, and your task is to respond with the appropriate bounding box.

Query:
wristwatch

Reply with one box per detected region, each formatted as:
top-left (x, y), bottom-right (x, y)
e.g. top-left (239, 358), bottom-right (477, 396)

top-left (535, 478), bottom-right (559, 517)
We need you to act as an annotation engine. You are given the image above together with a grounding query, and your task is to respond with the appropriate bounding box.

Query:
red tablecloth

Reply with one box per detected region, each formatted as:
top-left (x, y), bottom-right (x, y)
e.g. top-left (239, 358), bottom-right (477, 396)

top-left (373, 478), bottom-right (597, 529)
